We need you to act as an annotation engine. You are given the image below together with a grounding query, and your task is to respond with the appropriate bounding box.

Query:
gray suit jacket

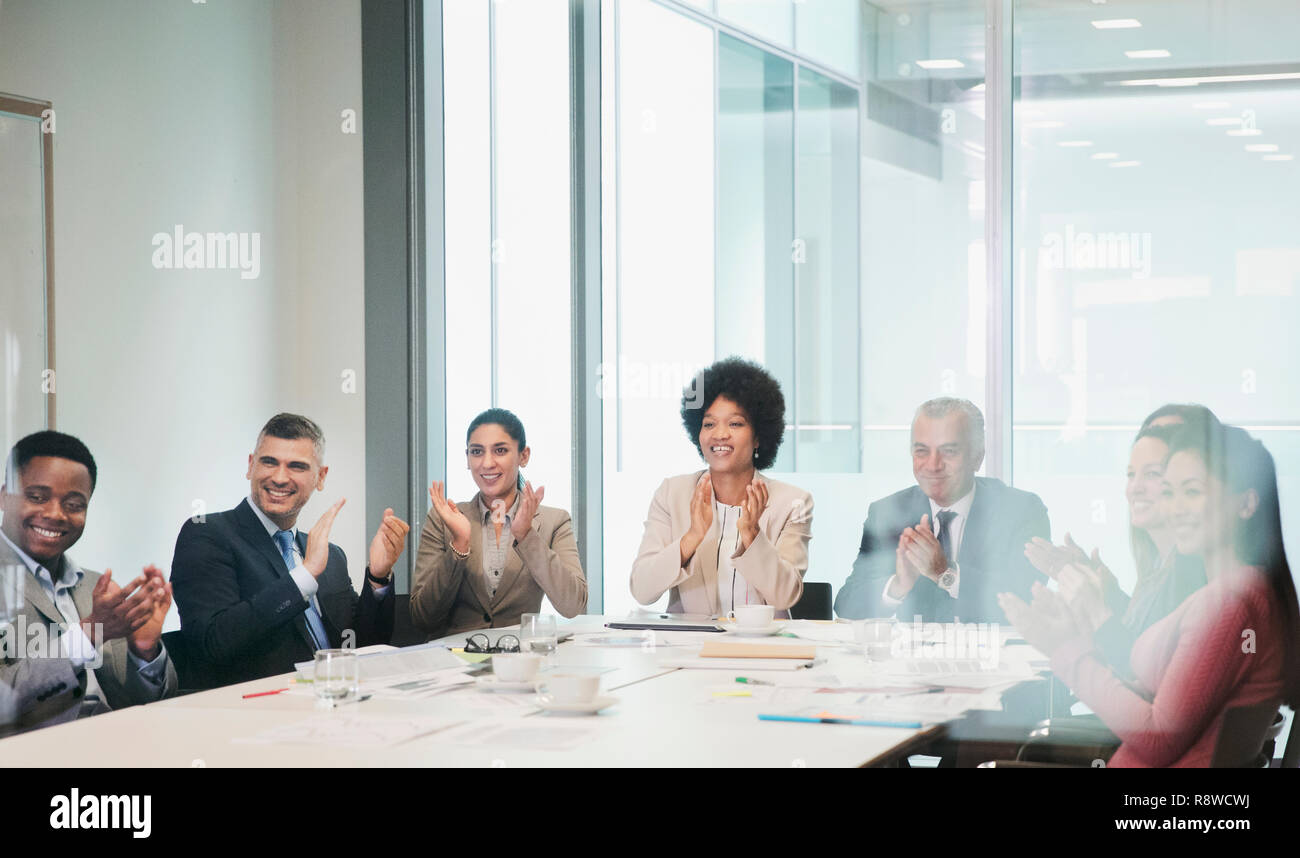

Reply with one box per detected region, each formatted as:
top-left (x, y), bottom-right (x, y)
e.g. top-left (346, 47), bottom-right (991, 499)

top-left (409, 496), bottom-right (587, 640)
top-left (0, 540), bottom-right (178, 735)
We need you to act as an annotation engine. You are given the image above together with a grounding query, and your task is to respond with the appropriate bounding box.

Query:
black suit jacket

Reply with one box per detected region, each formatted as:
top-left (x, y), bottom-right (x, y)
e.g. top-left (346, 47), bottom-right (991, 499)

top-left (834, 477), bottom-right (1050, 623)
top-left (170, 499), bottom-right (393, 688)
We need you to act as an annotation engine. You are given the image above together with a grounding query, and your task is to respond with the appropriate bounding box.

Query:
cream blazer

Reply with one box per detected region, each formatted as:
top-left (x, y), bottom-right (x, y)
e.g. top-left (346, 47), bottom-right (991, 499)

top-left (630, 472), bottom-right (813, 615)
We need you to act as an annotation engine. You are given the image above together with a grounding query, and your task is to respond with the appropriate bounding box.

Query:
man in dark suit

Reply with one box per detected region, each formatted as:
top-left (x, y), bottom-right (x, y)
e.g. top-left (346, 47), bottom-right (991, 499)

top-left (171, 413), bottom-right (409, 687)
top-left (835, 398), bottom-right (1049, 623)
top-left (1, 431), bottom-right (177, 733)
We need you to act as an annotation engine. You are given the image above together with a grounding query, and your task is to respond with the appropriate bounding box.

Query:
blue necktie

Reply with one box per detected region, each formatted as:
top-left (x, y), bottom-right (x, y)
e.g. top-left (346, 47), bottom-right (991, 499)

top-left (274, 530), bottom-right (331, 651)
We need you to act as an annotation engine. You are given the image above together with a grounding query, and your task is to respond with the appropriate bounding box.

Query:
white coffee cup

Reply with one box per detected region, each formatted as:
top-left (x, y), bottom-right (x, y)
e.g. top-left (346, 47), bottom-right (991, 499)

top-left (492, 653), bottom-right (543, 682)
top-left (731, 604), bottom-right (775, 629)
top-left (537, 673), bottom-right (600, 705)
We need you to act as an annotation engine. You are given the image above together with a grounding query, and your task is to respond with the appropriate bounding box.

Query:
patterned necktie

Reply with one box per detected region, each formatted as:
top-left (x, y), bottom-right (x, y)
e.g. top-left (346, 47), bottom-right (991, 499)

top-left (274, 530), bottom-right (329, 651)
top-left (936, 510), bottom-right (957, 567)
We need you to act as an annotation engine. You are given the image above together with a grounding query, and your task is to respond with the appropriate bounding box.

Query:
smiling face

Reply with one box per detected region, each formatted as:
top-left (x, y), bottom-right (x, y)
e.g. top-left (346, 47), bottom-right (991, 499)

top-left (1126, 436), bottom-right (1170, 532)
top-left (911, 412), bottom-right (982, 507)
top-left (0, 456), bottom-right (92, 566)
top-left (246, 435), bottom-right (327, 531)
top-left (699, 396), bottom-right (758, 476)
top-left (467, 423), bottom-right (529, 504)
top-left (1164, 449), bottom-right (1243, 558)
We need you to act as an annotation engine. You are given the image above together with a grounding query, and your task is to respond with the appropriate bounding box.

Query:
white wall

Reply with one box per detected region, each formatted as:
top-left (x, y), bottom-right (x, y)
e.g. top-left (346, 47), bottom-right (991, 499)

top-left (0, 0), bottom-right (367, 626)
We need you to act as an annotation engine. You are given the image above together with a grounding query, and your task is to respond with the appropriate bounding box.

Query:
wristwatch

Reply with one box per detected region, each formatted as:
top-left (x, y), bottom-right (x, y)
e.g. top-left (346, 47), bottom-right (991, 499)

top-left (364, 566), bottom-right (392, 587)
top-left (938, 564), bottom-right (959, 594)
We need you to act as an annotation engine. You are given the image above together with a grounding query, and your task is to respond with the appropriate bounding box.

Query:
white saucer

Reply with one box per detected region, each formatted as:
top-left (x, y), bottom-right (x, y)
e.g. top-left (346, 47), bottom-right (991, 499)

top-left (726, 622), bottom-right (785, 637)
top-left (476, 676), bottom-right (539, 693)
top-left (535, 694), bottom-right (619, 714)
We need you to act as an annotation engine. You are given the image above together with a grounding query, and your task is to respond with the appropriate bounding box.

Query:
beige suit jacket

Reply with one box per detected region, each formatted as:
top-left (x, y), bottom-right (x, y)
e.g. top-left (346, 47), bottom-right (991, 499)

top-left (0, 540), bottom-right (178, 734)
top-left (409, 495), bottom-right (587, 640)
top-left (630, 472), bottom-right (813, 615)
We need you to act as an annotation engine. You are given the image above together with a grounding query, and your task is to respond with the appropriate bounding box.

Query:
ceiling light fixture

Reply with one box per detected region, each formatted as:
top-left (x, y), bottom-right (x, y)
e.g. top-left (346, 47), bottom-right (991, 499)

top-left (916, 59), bottom-right (966, 69)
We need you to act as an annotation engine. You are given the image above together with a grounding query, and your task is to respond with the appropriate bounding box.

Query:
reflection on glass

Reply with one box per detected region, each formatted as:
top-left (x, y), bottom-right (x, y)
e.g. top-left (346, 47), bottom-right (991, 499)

top-left (717, 34), bottom-right (794, 472)
top-left (1011, 0), bottom-right (1300, 593)
top-left (717, 0), bottom-right (792, 48)
top-left (796, 67), bottom-right (859, 471)
top-left (0, 109), bottom-right (50, 446)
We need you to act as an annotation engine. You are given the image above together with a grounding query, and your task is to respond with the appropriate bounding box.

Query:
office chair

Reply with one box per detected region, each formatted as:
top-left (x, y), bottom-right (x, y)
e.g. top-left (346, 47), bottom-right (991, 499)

top-left (391, 593), bottom-right (429, 647)
top-left (978, 702), bottom-right (1283, 768)
top-left (159, 630), bottom-right (203, 695)
top-left (790, 582), bottom-right (832, 620)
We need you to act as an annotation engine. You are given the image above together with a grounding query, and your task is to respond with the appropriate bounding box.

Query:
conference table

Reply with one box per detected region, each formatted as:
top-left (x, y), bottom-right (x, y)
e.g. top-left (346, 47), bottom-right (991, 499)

top-left (0, 615), bottom-right (1048, 767)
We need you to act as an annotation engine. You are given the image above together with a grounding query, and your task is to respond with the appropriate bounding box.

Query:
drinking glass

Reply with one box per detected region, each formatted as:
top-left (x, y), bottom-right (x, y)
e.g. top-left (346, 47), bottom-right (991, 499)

top-left (519, 613), bottom-right (558, 656)
top-left (314, 649), bottom-right (359, 704)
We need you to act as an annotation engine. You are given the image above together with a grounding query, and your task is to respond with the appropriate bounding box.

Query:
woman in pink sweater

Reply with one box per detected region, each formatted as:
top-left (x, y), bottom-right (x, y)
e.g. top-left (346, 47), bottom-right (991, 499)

top-left (1002, 423), bottom-right (1300, 767)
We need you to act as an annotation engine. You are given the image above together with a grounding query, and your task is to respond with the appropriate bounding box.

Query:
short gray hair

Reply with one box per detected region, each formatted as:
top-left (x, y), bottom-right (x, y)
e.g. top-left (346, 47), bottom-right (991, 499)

top-left (913, 398), bottom-right (985, 459)
top-left (255, 413), bottom-right (326, 463)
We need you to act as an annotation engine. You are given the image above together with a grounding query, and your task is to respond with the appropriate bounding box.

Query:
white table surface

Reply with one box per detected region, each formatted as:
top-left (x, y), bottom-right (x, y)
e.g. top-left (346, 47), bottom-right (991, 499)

top-left (0, 616), bottom-right (1030, 767)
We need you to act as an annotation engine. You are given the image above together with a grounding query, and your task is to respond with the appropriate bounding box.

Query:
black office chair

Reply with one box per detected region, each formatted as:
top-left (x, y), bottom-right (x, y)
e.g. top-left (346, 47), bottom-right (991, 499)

top-left (790, 582), bottom-right (832, 620)
top-left (1271, 706), bottom-right (1298, 768)
top-left (391, 593), bottom-right (428, 647)
top-left (159, 629), bottom-right (204, 695)
top-left (979, 702), bottom-right (1283, 768)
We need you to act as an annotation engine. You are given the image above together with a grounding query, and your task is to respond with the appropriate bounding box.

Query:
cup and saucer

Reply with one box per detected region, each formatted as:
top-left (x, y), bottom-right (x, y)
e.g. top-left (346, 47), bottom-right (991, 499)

top-left (534, 673), bottom-right (618, 715)
top-left (478, 653), bottom-right (543, 693)
top-left (725, 605), bottom-right (785, 637)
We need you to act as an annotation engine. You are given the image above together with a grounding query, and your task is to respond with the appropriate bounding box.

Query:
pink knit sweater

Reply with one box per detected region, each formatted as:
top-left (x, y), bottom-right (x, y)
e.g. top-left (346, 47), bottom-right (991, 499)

top-left (1050, 567), bottom-right (1284, 767)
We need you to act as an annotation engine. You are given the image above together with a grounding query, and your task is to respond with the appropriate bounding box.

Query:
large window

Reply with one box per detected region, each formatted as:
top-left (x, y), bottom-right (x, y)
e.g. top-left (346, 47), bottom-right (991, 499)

top-left (427, 0), bottom-right (1300, 649)
top-left (1010, 0), bottom-right (1300, 596)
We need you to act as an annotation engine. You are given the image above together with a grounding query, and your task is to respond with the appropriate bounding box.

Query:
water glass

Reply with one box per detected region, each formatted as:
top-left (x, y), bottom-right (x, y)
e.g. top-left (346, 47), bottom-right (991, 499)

top-left (519, 613), bottom-right (558, 656)
top-left (314, 649), bottom-right (359, 704)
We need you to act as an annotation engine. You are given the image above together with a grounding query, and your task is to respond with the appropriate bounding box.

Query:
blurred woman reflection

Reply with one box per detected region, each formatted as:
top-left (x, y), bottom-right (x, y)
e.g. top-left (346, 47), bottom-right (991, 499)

top-left (1024, 407), bottom-right (1221, 677)
top-left (1002, 422), bottom-right (1300, 767)
top-left (630, 357), bottom-right (813, 616)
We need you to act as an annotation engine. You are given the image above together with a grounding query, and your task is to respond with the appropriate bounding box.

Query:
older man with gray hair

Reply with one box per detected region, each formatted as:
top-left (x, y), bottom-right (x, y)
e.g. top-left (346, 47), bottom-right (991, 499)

top-left (835, 398), bottom-right (1049, 623)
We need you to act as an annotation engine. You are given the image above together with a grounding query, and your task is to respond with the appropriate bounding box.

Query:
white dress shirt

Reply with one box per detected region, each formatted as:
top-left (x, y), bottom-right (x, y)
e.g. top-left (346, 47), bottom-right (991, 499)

top-left (713, 499), bottom-right (762, 614)
top-left (882, 482), bottom-right (977, 606)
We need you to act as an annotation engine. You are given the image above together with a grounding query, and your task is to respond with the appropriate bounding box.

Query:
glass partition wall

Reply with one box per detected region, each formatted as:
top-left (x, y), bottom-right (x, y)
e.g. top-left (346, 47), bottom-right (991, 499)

top-left (427, 0), bottom-right (1300, 671)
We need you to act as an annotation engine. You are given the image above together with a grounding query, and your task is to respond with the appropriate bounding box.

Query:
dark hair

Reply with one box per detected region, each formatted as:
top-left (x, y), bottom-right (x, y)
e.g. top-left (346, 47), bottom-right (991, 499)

top-left (4, 430), bottom-right (98, 493)
top-left (467, 408), bottom-right (527, 490)
top-left (1140, 403), bottom-right (1222, 435)
top-left (680, 357), bottom-right (786, 471)
top-left (1128, 423), bottom-right (1181, 585)
top-left (256, 413), bottom-right (325, 461)
top-left (1166, 423), bottom-right (1300, 706)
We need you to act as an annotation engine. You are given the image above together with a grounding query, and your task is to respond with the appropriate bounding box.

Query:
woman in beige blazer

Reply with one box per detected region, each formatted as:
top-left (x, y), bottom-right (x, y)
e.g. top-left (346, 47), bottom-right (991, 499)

top-left (631, 358), bottom-right (813, 616)
top-left (410, 408), bottom-right (587, 640)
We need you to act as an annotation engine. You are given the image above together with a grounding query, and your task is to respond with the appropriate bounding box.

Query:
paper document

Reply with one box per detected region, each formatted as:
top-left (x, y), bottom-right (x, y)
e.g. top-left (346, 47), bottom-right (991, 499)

top-left (235, 715), bottom-right (461, 748)
top-left (436, 719), bottom-right (599, 751)
top-left (660, 657), bottom-right (816, 671)
top-left (294, 644), bottom-right (467, 681)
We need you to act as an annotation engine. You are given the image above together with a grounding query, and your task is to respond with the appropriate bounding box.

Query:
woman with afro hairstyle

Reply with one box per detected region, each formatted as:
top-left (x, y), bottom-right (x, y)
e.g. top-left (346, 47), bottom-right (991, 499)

top-left (630, 357), bottom-right (813, 616)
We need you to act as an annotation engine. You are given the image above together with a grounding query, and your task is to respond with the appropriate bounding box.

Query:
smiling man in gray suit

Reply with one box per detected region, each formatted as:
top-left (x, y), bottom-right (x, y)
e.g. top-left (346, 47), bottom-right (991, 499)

top-left (0, 431), bottom-right (176, 735)
top-left (835, 398), bottom-right (1050, 623)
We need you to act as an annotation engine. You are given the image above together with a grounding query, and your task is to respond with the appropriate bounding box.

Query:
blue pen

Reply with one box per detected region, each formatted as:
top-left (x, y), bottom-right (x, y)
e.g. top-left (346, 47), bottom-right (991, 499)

top-left (758, 714), bottom-right (923, 729)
